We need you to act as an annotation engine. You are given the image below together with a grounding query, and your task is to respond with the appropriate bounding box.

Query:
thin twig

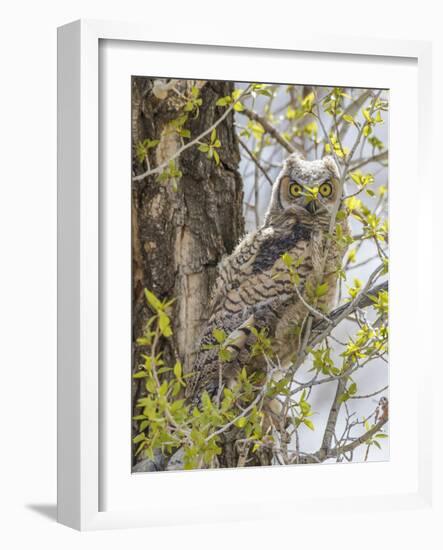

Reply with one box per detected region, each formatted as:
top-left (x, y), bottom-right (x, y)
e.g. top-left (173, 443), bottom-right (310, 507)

top-left (239, 139), bottom-right (274, 186)
top-left (204, 357), bottom-right (274, 442)
top-left (133, 86), bottom-right (252, 181)
top-left (350, 385), bottom-right (389, 400)
top-left (240, 107), bottom-right (300, 154)
top-left (308, 267), bottom-right (385, 347)
top-left (350, 150), bottom-right (388, 172)
top-left (327, 417), bottom-right (388, 458)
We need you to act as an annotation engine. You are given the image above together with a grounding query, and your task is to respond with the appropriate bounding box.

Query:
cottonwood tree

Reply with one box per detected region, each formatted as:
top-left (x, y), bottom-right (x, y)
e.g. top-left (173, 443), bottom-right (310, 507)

top-left (131, 79), bottom-right (389, 470)
top-left (131, 78), bottom-right (244, 462)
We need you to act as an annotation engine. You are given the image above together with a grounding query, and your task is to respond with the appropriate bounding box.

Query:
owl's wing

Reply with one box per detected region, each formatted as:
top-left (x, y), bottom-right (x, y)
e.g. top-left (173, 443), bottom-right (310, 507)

top-left (186, 295), bottom-right (286, 401)
top-left (209, 222), bottom-right (310, 314)
top-left (208, 228), bottom-right (270, 314)
top-left (186, 223), bottom-right (311, 400)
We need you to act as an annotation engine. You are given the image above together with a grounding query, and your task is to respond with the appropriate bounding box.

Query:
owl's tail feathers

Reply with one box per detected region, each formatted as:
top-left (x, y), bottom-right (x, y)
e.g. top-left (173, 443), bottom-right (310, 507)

top-left (225, 296), bottom-right (288, 357)
top-left (187, 298), bottom-right (289, 401)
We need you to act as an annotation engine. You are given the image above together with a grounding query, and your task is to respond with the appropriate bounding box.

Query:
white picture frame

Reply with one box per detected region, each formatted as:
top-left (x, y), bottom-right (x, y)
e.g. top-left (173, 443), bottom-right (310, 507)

top-left (57, 19), bottom-right (434, 531)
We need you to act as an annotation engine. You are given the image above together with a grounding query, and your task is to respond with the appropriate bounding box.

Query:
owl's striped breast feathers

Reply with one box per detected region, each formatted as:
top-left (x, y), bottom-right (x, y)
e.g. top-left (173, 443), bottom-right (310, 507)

top-left (186, 222), bottom-right (313, 399)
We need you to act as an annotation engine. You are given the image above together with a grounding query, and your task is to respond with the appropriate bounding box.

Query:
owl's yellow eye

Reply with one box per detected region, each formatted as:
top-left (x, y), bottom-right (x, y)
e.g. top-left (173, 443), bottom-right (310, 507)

top-left (319, 181), bottom-right (333, 198)
top-left (289, 182), bottom-right (303, 197)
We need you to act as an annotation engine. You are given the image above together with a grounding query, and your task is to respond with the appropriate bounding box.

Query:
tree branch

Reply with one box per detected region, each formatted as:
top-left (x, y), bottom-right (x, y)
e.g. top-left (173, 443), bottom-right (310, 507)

top-left (300, 417), bottom-right (388, 464)
top-left (204, 357), bottom-right (274, 442)
top-left (350, 385), bottom-right (388, 400)
top-left (337, 90), bottom-right (372, 142)
top-left (312, 280), bottom-right (388, 335)
top-left (350, 150), bottom-right (388, 172)
top-left (240, 107), bottom-right (301, 154)
top-left (326, 417), bottom-right (388, 459)
top-left (320, 378), bottom-right (347, 454)
top-left (346, 91), bottom-right (382, 169)
top-left (239, 139), bottom-right (274, 186)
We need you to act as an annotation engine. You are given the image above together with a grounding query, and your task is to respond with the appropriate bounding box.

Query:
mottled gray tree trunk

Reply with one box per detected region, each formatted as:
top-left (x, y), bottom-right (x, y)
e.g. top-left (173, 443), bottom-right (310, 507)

top-left (131, 77), bottom-right (244, 465)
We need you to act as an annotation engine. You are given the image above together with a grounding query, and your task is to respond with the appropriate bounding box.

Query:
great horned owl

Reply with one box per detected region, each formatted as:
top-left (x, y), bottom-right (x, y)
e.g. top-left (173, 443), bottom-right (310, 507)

top-left (186, 153), bottom-right (349, 401)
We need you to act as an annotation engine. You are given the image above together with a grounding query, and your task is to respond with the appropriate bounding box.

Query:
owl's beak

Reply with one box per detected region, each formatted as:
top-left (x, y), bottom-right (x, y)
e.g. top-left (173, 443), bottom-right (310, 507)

top-left (305, 200), bottom-right (318, 214)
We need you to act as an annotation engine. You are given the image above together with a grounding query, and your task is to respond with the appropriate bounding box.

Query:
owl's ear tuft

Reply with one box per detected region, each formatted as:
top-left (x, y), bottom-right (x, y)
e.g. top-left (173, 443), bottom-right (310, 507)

top-left (322, 155), bottom-right (340, 178)
top-left (282, 152), bottom-right (304, 174)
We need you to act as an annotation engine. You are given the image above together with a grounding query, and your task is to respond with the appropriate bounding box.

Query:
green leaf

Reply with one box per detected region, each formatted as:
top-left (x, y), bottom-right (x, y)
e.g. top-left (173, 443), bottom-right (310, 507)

top-left (136, 337), bottom-right (151, 346)
top-left (143, 139), bottom-right (159, 149)
top-left (248, 121), bottom-right (265, 140)
top-left (212, 328), bottom-right (227, 344)
top-left (140, 420), bottom-right (149, 431)
top-left (363, 124), bottom-right (372, 137)
top-left (158, 380), bottom-right (168, 396)
top-left (315, 282), bottom-right (329, 298)
top-left (156, 366), bottom-right (172, 375)
top-left (368, 135), bottom-right (385, 150)
top-left (133, 433), bottom-right (146, 444)
top-left (348, 382), bottom-right (357, 395)
top-left (345, 196), bottom-right (362, 212)
top-left (281, 252), bottom-right (293, 268)
top-left (144, 289), bottom-right (163, 312)
top-left (304, 419), bottom-right (315, 430)
top-left (338, 393), bottom-right (350, 403)
top-left (173, 361), bottom-right (182, 379)
top-left (216, 96), bottom-right (231, 107)
top-left (158, 311), bottom-right (172, 337)
top-left (235, 417), bottom-right (247, 428)
top-left (133, 371), bottom-right (148, 379)
top-left (350, 172), bottom-right (362, 185)
top-left (219, 348), bottom-right (233, 362)
top-left (170, 399), bottom-right (185, 413)
top-left (362, 108), bottom-right (372, 123)
top-left (302, 91), bottom-right (315, 112)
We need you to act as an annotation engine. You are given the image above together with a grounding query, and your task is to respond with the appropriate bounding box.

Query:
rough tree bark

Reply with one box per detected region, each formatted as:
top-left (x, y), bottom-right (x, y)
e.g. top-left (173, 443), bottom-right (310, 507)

top-left (131, 78), bottom-right (244, 465)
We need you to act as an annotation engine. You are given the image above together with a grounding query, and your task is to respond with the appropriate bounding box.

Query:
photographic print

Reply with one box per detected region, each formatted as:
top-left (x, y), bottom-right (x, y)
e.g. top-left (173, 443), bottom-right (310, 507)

top-left (131, 78), bottom-right (389, 472)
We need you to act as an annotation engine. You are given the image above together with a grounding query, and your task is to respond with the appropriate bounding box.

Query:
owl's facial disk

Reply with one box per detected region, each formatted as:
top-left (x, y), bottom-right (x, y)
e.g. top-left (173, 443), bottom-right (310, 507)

top-left (281, 175), bottom-right (338, 215)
